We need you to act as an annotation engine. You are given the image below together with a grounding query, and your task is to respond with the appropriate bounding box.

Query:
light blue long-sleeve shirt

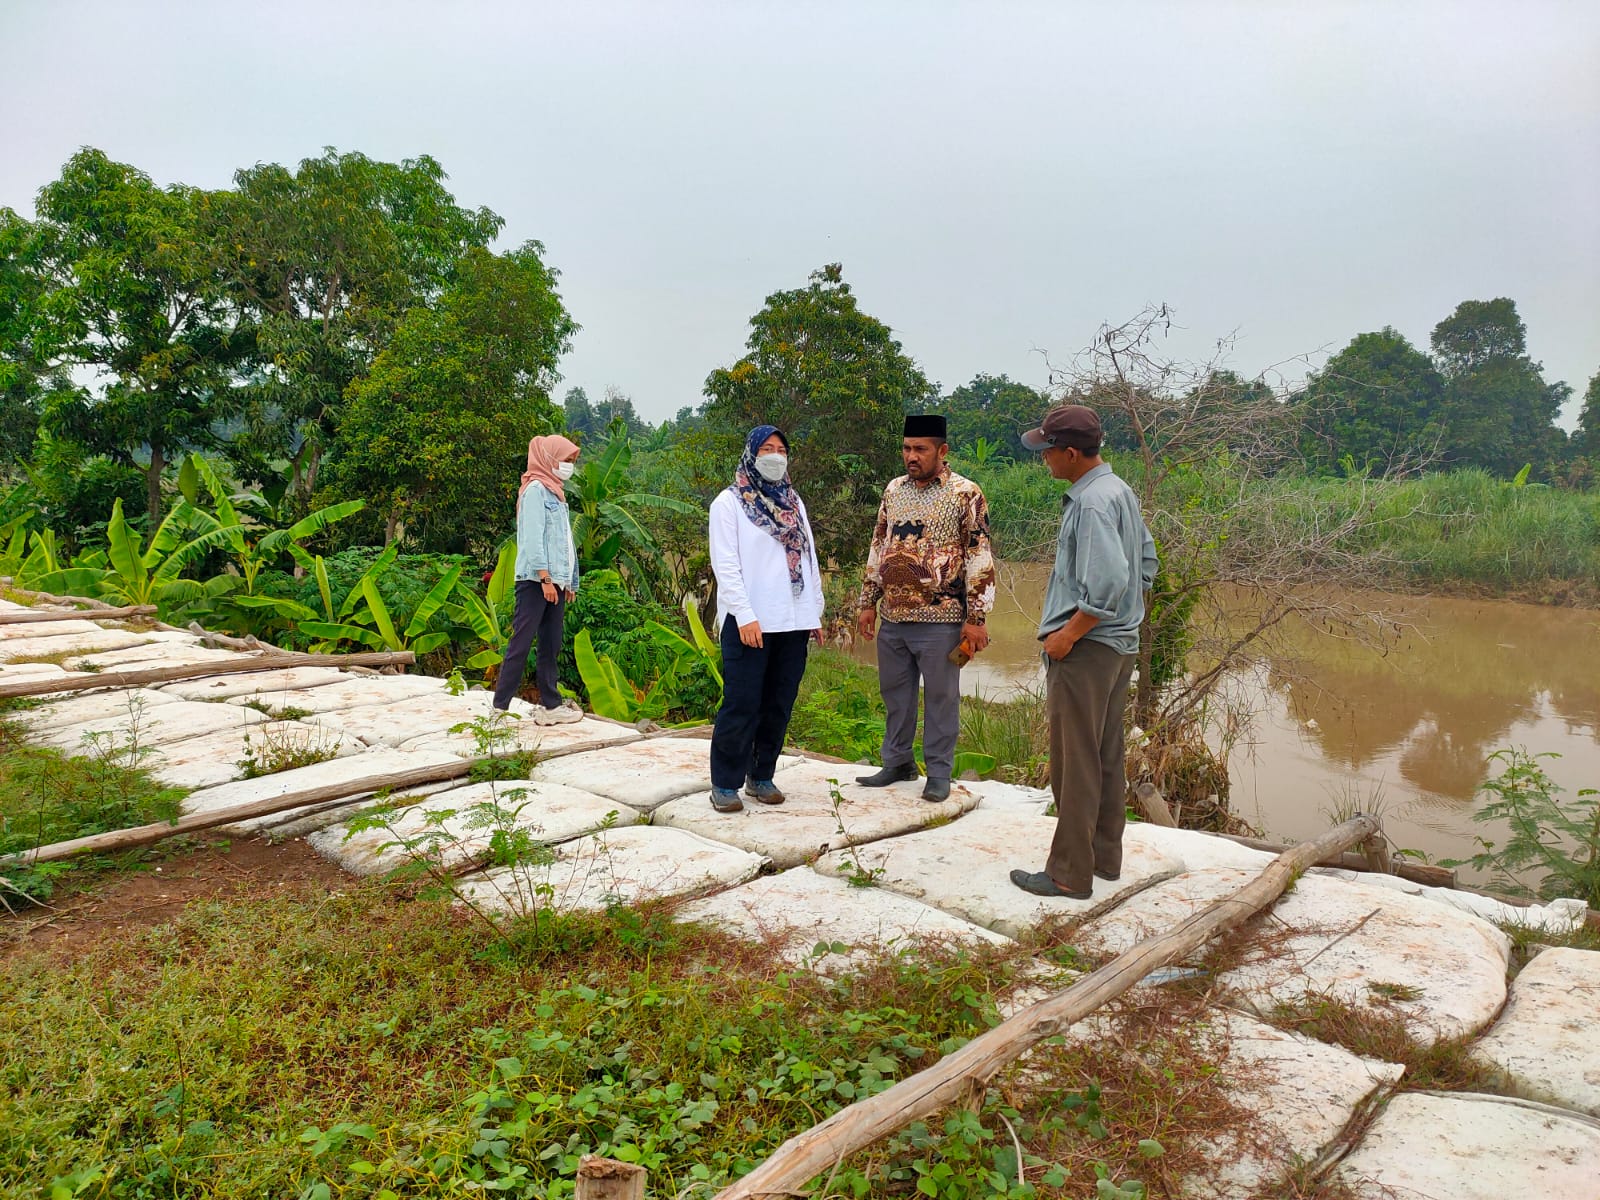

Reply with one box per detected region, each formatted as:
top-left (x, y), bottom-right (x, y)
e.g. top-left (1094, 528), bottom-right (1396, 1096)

top-left (1038, 463), bottom-right (1156, 656)
top-left (514, 482), bottom-right (580, 592)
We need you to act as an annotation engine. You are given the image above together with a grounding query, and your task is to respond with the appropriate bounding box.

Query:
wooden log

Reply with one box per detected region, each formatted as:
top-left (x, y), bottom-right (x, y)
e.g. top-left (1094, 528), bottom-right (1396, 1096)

top-left (3, 725), bottom-right (699, 868)
top-left (1132, 781), bottom-right (1177, 827)
top-left (0, 650), bottom-right (415, 700)
top-left (575, 1156), bottom-right (647, 1200)
top-left (1216, 831), bottom-right (1455, 889)
top-left (0, 604), bottom-right (158, 624)
top-left (712, 815), bottom-right (1383, 1200)
top-left (0, 581), bottom-right (125, 611)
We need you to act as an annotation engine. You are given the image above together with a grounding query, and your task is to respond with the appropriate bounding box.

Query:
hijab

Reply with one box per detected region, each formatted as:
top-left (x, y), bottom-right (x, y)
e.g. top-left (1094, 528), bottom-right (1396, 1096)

top-left (732, 424), bottom-right (809, 597)
top-left (519, 433), bottom-right (580, 504)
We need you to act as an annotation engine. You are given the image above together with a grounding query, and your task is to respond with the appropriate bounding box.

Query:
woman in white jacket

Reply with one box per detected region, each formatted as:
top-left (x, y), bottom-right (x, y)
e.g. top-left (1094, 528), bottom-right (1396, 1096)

top-left (707, 425), bottom-right (823, 812)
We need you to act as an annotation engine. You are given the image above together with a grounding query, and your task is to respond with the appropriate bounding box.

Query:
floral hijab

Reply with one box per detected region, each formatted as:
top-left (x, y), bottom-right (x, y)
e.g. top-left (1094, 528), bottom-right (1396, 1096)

top-left (732, 425), bottom-right (809, 597)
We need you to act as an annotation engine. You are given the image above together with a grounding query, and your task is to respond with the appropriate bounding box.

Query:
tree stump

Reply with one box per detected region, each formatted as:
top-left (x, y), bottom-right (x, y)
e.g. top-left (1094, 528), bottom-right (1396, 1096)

top-left (576, 1155), bottom-right (646, 1200)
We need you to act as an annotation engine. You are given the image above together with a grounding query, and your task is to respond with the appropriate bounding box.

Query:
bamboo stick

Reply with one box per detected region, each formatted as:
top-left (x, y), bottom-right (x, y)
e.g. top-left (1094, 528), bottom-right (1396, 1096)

top-left (0, 604), bottom-right (158, 624)
top-left (712, 814), bottom-right (1383, 1200)
top-left (0, 650), bottom-right (416, 700)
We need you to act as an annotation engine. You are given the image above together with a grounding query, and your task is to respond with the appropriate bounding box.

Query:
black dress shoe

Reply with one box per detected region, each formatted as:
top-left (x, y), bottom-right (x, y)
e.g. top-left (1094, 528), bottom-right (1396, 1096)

top-left (921, 778), bottom-right (951, 802)
top-left (855, 761), bottom-right (917, 787)
top-left (1008, 869), bottom-right (1092, 900)
top-left (1094, 869), bottom-right (1121, 882)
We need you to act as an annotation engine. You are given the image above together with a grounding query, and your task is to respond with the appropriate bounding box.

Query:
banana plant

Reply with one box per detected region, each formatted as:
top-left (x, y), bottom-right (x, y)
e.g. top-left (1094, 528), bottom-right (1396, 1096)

top-left (642, 594), bottom-right (722, 688)
top-left (447, 539), bottom-right (516, 669)
top-left (0, 525), bottom-right (63, 590)
top-left (565, 421), bottom-right (698, 597)
top-left (573, 627), bottom-right (685, 723)
top-left (37, 498), bottom-right (233, 617)
top-left (298, 547), bottom-right (459, 655)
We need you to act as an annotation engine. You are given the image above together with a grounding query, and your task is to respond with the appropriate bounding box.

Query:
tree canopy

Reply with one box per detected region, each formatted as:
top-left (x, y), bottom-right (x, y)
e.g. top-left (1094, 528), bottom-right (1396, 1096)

top-left (326, 242), bottom-right (576, 556)
top-left (701, 264), bottom-right (935, 563)
top-left (1298, 329), bottom-right (1446, 471)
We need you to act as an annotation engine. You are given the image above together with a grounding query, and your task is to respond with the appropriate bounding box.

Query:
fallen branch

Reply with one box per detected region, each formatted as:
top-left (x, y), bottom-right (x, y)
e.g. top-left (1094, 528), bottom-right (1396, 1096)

top-left (0, 604), bottom-right (158, 624)
top-left (712, 815), bottom-right (1382, 1200)
top-left (1216, 831), bottom-right (1454, 888)
top-left (0, 650), bottom-right (416, 700)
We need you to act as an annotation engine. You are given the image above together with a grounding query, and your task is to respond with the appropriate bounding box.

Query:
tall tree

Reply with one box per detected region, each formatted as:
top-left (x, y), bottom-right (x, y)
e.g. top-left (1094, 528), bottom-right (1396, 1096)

top-left (1297, 329), bottom-right (1446, 472)
top-left (9, 149), bottom-right (242, 522)
top-left (326, 242), bottom-right (576, 556)
top-left (932, 373), bottom-right (1047, 458)
top-left (702, 264), bottom-right (935, 563)
top-left (1574, 370), bottom-right (1600, 467)
top-left (563, 386), bottom-right (597, 438)
top-left (1430, 298), bottom-right (1565, 475)
top-left (223, 149), bottom-right (501, 497)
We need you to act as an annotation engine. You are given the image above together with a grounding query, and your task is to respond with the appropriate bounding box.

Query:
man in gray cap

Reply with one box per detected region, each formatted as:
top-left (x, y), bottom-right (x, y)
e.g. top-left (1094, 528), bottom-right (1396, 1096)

top-left (1010, 404), bottom-right (1156, 899)
top-left (855, 413), bottom-right (996, 801)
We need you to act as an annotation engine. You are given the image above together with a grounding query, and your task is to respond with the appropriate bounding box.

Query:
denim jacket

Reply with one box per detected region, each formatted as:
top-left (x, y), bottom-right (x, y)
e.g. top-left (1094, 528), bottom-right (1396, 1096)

top-left (514, 481), bottom-right (580, 592)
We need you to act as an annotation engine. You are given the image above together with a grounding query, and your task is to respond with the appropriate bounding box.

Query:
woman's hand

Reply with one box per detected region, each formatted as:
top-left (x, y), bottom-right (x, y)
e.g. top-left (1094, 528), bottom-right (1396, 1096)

top-left (541, 580), bottom-right (558, 603)
top-left (738, 619), bottom-right (764, 648)
top-left (563, 588), bottom-right (575, 603)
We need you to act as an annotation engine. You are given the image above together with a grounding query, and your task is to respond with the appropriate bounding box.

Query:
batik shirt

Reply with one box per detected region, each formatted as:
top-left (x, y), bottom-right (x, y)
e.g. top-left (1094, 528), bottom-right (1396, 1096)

top-left (858, 467), bottom-right (997, 624)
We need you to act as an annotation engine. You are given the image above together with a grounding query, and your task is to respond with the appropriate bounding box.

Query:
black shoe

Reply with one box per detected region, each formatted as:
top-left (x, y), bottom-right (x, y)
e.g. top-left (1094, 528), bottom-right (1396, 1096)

top-left (921, 778), bottom-right (951, 802)
top-left (1009, 869), bottom-right (1092, 900)
top-left (856, 761), bottom-right (917, 787)
top-left (1094, 869), bottom-right (1121, 882)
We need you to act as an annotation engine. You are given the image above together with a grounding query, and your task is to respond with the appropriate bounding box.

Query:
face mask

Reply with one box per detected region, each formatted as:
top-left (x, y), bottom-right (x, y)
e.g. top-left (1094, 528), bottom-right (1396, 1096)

top-left (754, 453), bottom-right (788, 483)
top-left (554, 461), bottom-right (576, 481)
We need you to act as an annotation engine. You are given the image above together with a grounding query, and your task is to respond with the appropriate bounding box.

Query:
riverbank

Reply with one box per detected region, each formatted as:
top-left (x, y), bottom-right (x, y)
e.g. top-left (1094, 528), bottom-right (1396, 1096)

top-left (5, 600), bottom-right (1600, 1199)
top-left (964, 462), bottom-right (1600, 608)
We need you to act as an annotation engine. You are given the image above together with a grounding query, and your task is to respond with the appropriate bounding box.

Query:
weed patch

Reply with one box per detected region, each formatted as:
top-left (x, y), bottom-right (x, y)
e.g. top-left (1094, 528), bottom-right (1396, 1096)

top-left (1266, 990), bottom-right (1494, 1092)
top-left (235, 722), bottom-right (343, 778)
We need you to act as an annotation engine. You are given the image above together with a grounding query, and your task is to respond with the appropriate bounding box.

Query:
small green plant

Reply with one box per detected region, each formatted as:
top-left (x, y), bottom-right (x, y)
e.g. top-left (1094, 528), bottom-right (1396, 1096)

top-left (236, 723), bottom-right (342, 779)
top-left (827, 777), bottom-right (885, 888)
top-left (1442, 748), bottom-right (1600, 909)
top-left (240, 699), bottom-right (313, 721)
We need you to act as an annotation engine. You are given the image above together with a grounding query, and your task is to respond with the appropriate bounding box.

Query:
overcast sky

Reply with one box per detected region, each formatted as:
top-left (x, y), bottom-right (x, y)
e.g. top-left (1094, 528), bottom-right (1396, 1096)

top-left (3, 0), bottom-right (1596, 425)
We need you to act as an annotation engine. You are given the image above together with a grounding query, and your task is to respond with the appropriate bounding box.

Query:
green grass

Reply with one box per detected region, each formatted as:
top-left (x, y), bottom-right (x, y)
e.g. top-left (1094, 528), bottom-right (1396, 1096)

top-left (0, 888), bottom-right (1083, 1199)
top-left (0, 712), bottom-right (186, 903)
top-left (965, 460), bottom-right (1600, 601)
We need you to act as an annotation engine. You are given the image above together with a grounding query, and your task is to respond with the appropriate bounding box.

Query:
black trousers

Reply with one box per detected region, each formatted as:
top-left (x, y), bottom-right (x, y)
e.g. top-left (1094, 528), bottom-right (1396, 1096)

top-left (709, 616), bottom-right (810, 790)
top-left (493, 580), bottom-right (565, 710)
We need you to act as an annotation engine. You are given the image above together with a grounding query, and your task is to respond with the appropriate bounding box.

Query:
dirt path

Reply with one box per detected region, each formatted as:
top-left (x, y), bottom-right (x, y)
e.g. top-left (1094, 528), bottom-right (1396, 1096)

top-left (1, 836), bottom-right (349, 958)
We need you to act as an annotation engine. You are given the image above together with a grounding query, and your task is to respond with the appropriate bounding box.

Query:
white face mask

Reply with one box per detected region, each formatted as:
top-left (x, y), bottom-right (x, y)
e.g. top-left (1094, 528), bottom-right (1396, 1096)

top-left (554, 461), bottom-right (576, 481)
top-left (754, 453), bottom-right (788, 483)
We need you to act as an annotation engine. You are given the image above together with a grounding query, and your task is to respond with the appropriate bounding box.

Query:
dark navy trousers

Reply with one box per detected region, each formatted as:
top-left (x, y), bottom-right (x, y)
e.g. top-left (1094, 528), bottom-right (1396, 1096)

top-left (709, 616), bottom-right (810, 790)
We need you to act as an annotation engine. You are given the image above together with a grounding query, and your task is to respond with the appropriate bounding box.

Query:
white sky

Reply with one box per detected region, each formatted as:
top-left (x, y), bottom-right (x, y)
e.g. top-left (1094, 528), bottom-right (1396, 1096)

top-left (3, 0), bottom-right (1596, 425)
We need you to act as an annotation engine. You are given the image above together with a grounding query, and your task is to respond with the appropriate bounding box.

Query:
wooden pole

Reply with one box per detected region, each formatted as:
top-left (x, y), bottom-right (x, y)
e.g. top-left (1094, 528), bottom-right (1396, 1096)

top-left (3, 725), bottom-right (704, 868)
top-left (0, 604), bottom-right (158, 624)
top-left (575, 1156), bottom-right (647, 1200)
top-left (0, 650), bottom-right (416, 700)
top-left (711, 815), bottom-right (1382, 1200)
top-left (1216, 830), bottom-right (1453, 889)
top-left (1132, 781), bottom-right (1178, 827)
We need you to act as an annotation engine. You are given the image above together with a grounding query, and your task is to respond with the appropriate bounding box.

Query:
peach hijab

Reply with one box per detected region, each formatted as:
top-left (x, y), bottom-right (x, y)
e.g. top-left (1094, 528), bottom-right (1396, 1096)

top-left (518, 434), bottom-right (580, 504)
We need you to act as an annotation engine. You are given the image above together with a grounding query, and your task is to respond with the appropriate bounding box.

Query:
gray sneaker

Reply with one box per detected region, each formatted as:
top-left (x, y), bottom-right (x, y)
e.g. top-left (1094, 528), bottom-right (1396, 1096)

top-left (710, 787), bottom-right (744, 813)
top-left (744, 779), bottom-right (785, 805)
top-left (533, 700), bottom-right (584, 726)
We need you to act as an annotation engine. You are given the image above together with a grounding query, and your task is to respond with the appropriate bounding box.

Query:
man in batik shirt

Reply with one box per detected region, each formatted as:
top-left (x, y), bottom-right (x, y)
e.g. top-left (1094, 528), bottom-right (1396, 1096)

top-left (855, 413), bottom-right (997, 801)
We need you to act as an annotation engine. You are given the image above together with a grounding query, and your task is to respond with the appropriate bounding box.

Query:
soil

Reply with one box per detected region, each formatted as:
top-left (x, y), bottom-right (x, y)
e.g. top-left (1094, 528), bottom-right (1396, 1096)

top-left (1, 835), bottom-right (350, 959)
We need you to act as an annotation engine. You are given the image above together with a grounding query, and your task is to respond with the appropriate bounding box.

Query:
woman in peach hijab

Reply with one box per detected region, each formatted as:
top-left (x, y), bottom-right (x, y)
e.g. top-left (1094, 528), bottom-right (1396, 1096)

top-left (493, 434), bottom-right (583, 723)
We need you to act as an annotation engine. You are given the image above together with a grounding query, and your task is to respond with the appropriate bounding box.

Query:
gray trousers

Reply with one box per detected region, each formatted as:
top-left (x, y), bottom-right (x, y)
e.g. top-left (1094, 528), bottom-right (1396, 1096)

top-left (1044, 638), bottom-right (1137, 894)
top-left (877, 619), bottom-right (963, 780)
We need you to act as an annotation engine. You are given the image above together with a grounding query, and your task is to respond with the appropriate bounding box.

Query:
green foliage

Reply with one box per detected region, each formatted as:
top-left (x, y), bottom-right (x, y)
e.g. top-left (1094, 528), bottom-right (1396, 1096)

top-left (564, 421), bottom-right (697, 598)
top-left (787, 649), bottom-right (887, 764)
top-left (701, 263), bottom-right (936, 565)
top-left (449, 539), bottom-right (518, 670)
top-left (223, 147), bottom-right (503, 501)
top-left (1, 887), bottom-right (1066, 1198)
top-left (10, 148), bottom-right (245, 524)
top-left (0, 708), bottom-right (185, 902)
top-left (934, 374), bottom-right (1047, 460)
top-left (1296, 327), bottom-right (1446, 473)
top-left (328, 242), bottom-right (575, 557)
top-left (1442, 749), bottom-right (1600, 908)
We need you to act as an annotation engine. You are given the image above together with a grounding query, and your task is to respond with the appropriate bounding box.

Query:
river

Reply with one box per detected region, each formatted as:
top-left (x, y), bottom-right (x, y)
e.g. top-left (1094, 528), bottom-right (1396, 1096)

top-left (870, 566), bottom-right (1600, 875)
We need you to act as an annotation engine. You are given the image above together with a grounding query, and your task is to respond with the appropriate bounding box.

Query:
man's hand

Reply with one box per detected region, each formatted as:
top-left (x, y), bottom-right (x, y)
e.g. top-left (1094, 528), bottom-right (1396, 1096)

top-left (856, 607), bottom-right (877, 642)
top-left (738, 619), bottom-right (764, 649)
top-left (962, 622), bottom-right (989, 655)
top-left (1041, 626), bottom-right (1077, 661)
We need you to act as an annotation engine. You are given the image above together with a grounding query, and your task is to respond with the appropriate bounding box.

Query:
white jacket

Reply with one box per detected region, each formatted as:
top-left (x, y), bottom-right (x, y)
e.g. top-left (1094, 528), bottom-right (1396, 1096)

top-left (709, 488), bottom-right (824, 635)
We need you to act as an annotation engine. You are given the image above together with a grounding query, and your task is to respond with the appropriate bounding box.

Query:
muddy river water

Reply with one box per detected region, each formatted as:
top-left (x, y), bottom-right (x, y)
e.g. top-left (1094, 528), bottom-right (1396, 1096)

top-left (867, 564), bottom-right (1600, 874)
